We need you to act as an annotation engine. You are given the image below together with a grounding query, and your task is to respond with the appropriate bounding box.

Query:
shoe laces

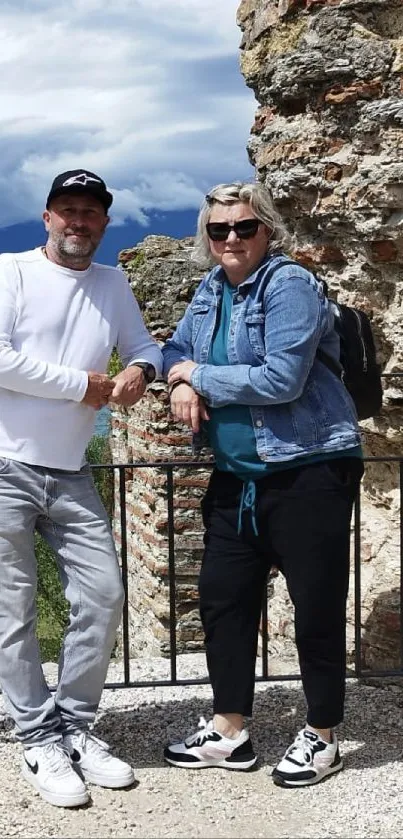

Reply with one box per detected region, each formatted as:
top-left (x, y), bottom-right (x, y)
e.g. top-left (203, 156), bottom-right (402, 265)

top-left (286, 729), bottom-right (320, 765)
top-left (185, 716), bottom-right (214, 747)
top-left (73, 732), bottom-right (111, 760)
top-left (40, 742), bottom-right (73, 774)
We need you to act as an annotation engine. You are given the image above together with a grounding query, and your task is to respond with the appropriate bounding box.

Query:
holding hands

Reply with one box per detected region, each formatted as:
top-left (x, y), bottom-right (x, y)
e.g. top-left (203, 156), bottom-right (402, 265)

top-left (82, 371), bottom-right (115, 409)
top-left (108, 367), bottom-right (147, 407)
top-left (82, 367), bottom-right (148, 410)
top-left (82, 361), bottom-right (208, 432)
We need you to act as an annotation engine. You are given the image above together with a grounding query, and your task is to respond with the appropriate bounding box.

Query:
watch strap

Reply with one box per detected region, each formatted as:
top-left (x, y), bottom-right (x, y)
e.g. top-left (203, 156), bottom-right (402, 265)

top-left (133, 362), bottom-right (156, 384)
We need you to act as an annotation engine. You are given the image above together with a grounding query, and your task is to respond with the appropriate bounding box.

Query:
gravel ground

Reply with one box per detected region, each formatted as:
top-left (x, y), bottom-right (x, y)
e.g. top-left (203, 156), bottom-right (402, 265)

top-left (1, 654), bottom-right (403, 838)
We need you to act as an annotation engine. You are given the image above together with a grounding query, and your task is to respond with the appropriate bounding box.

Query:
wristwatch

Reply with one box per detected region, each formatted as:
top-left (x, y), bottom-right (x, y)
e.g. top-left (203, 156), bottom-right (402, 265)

top-left (133, 362), bottom-right (156, 384)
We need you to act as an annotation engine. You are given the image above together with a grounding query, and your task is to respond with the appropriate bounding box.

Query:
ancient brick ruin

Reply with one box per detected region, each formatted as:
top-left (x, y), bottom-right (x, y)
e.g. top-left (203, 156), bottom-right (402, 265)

top-left (111, 0), bottom-right (403, 673)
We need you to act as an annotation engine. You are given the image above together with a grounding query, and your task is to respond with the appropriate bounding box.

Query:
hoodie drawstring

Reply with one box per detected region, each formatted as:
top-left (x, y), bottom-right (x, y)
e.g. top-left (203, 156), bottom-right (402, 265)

top-left (237, 479), bottom-right (258, 536)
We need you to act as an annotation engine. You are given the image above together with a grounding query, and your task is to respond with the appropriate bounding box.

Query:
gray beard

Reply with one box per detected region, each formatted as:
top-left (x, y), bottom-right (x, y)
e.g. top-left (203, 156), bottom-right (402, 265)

top-left (49, 232), bottom-right (98, 262)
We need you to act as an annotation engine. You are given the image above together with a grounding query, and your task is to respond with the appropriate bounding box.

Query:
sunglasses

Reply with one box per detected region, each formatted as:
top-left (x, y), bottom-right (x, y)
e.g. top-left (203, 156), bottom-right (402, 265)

top-left (206, 218), bottom-right (261, 241)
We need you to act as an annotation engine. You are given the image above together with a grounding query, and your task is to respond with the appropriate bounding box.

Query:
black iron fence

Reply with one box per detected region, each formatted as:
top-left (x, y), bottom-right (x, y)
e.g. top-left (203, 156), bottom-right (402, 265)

top-left (92, 456), bottom-right (403, 691)
top-left (93, 372), bottom-right (403, 691)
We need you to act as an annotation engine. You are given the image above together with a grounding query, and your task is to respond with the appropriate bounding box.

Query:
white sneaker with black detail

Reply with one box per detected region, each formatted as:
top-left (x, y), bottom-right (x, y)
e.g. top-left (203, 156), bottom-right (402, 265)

top-left (163, 716), bottom-right (257, 770)
top-left (22, 742), bottom-right (89, 807)
top-left (64, 731), bottom-right (135, 789)
top-left (272, 728), bottom-right (343, 787)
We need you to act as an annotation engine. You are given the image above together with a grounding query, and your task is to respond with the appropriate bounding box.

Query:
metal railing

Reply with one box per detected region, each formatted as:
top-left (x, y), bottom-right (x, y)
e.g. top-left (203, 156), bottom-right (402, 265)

top-left (94, 371), bottom-right (403, 691)
top-left (92, 454), bottom-right (403, 691)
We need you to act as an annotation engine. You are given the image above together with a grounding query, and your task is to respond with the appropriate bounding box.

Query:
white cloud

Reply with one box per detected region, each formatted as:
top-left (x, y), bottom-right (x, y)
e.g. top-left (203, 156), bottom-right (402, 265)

top-left (0, 0), bottom-right (256, 228)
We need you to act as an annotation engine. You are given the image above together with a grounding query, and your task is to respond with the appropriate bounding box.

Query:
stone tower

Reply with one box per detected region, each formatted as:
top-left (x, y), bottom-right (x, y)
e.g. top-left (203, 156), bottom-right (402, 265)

top-left (238, 0), bottom-right (403, 669)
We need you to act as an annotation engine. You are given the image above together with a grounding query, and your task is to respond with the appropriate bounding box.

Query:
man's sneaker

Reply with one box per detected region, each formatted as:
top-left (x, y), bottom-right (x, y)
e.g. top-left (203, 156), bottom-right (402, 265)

top-left (64, 732), bottom-right (135, 789)
top-left (22, 742), bottom-right (89, 808)
top-left (272, 728), bottom-right (343, 787)
top-left (164, 716), bottom-right (257, 770)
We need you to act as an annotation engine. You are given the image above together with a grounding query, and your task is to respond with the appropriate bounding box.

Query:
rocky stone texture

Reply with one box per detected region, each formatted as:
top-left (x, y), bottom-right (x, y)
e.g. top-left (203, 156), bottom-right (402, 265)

top-left (237, 0), bottom-right (403, 671)
top-left (111, 238), bottom-right (213, 659)
top-left (111, 0), bottom-right (403, 673)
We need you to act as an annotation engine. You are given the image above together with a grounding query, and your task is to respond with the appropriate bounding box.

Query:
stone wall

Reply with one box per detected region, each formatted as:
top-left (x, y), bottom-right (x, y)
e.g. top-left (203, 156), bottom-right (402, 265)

top-left (239, 0), bottom-right (403, 671)
top-left (111, 238), bottom-right (213, 659)
top-left (111, 0), bottom-right (403, 673)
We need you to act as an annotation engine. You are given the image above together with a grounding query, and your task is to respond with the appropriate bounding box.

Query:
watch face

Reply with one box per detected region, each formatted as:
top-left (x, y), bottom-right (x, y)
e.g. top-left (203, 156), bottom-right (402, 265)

top-left (137, 362), bottom-right (156, 383)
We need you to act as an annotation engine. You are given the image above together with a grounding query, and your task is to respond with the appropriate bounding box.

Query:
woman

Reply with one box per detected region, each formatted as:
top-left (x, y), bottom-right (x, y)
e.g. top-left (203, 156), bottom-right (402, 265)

top-left (162, 181), bottom-right (363, 787)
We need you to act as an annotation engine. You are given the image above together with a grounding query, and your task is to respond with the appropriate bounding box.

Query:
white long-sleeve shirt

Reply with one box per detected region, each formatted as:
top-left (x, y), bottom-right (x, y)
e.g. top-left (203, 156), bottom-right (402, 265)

top-left (0, 248), bottom-right (163, 469)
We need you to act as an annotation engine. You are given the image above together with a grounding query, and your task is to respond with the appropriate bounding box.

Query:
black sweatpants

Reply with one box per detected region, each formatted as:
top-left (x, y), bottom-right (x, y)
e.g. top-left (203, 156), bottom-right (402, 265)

top-left (199, 458), bottom-right (364, 728)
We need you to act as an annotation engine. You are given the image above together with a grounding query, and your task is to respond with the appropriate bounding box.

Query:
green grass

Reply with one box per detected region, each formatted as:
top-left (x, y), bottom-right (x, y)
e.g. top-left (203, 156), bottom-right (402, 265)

top-left (108, 347), bottom-right (123, 378)
top-left (36, 435), bottom-right (114, 661)
top-left (36, 533), bottom-right (69, 662)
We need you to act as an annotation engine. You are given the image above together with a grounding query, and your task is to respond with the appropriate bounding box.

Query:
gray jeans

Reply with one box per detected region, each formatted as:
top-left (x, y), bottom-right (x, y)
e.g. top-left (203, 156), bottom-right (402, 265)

top-left (0, 458), bottom-right (124, 746)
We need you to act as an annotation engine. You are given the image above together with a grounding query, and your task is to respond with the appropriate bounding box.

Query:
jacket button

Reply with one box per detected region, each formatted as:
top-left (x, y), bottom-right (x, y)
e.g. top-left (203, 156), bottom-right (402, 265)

top-left (236, 295), bottom-right (243, 303)
top-left (256, 420), bottom-right (263, 427)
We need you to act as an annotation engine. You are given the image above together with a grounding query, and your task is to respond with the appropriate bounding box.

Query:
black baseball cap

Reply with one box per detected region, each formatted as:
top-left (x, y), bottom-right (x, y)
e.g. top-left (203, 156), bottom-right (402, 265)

top-left (46, 169), bottom-right (113, 212)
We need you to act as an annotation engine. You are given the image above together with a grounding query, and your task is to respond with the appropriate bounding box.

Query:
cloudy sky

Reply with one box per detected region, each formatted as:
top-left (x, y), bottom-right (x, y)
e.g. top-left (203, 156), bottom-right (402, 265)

top-left (0, 0), bottom-right (257, 263)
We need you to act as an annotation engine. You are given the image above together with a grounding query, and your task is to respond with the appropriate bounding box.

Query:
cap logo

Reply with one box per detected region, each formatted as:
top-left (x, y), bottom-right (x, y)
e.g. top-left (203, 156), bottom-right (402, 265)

top-left (62, 173), bottom-right (102, 187)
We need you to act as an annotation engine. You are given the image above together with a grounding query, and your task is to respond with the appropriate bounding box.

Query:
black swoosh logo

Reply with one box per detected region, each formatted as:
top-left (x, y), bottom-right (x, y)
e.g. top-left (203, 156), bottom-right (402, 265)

top-left (24, 756), bottom-right (39, 775)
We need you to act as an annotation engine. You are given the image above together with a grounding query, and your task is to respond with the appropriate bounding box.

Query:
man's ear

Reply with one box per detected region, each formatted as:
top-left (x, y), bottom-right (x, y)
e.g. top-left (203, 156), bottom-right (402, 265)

top-left (43, 210), bottom-right (51, 231)
top-left (104, 214), bottom-right (110, 230)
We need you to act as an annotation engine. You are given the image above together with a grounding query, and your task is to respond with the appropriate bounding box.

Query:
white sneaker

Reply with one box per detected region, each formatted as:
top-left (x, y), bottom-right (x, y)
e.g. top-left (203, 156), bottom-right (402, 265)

top-left (22, 742), bottom-right (89, 808)
top-left (64, 732), bottom-right (135, 789)
top-left (272, 728), bottom-right (343, 787)
top-left (164, 716), bottom-right (257, 770)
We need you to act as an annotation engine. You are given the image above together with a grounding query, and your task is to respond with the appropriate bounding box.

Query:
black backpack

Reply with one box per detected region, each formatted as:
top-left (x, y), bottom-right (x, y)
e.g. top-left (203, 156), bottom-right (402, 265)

top-left (316, 297), bottom-right (383, 420)
top-left (267, 259), bottom-right (383, 420)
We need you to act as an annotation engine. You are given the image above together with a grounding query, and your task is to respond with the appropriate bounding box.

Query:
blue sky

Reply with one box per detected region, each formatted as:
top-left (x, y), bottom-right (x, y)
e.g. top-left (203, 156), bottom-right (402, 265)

top-left (0, 0), bottom-right (256, 265)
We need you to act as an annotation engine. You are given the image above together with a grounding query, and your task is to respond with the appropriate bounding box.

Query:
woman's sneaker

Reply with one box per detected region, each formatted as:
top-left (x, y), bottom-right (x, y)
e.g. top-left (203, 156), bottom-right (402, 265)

top-left (22, 742), bottom-right (89, 808)
top-left (272, 728), bottom-right (342, 787)
top-left (63, 731), bottom-right (135, 789)
top-left (164, 717), bottom-right (257, 770)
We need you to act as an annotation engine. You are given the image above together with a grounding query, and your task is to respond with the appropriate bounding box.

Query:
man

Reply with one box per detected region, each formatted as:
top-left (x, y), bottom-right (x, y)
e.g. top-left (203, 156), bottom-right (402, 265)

top-left (0, 169), bottom-right (163, 808)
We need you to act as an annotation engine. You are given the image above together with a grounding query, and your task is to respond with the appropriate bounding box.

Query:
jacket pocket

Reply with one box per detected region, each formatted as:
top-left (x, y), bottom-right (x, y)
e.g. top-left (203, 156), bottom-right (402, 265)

top-left (190, 299), bottom-right (210, 344)
top-left (244, 310), bottom-right (265, 357)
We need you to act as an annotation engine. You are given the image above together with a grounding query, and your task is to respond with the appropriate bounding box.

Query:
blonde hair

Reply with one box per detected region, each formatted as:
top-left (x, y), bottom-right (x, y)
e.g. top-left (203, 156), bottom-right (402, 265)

top-left (192, 181), bottom-right (291, 268)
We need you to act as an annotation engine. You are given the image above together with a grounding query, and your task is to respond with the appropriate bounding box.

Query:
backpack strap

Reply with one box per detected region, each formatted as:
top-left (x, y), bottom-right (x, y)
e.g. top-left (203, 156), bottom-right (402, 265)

top-left (259, 257), bottom-right (342, 377)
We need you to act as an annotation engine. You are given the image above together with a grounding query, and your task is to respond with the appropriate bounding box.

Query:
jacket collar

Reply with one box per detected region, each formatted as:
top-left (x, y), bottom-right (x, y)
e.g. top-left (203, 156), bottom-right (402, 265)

top-left (205, 251), bottom-right (285, 294)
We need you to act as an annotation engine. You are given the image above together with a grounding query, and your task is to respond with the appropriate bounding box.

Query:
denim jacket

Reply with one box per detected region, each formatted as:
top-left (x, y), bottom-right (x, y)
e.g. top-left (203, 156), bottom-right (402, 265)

top-left (162, 253), bottom-right (361, 462)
